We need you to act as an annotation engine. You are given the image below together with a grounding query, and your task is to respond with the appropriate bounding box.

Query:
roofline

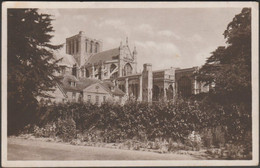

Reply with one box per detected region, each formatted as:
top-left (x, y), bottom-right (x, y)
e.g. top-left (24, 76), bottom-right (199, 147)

top-left (117, 73), bottom-right (142, 79)
top-left (83, 82), bottom-right (112, 95)
top-left (153, 69), bottom-right (170, 73)
top-left (84, 60), bottom-right (119, 67)
top-left (175, 66), bottom-right (198, 73)
top-left (84, 47), bottom-right (120, 66)
top-left (56, 83), bottom-right (68, 98)
top-left (64, 88), bottom-right (82, 92)
top-left (66, 32), bottom-right (102, 43)
top-left (113, 92), bottom-right (125, 96)
top-left (101, 82), bottom-right (125, 96)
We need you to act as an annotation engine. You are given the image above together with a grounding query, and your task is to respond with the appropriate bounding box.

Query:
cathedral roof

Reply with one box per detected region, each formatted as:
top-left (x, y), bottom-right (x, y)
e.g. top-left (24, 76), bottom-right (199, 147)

top-left (86, 48), bottom-right (120, 64)
top-left (53, 49), bottom-right (77, 67)
top-left (76, 77), bottom-right (101, 90)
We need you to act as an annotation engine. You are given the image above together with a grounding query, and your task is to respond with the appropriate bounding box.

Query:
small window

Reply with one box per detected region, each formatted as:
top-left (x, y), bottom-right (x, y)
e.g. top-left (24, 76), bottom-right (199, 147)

top-left (76, 40), bottom-right (79, 53)
top-left (95, 95), bottom-right (99, 104)
top-left (103, 96), bottom-right (106, 102)
top-left (87, 95), bottom-right (91, 103)
top-left (72, 65), bottom-right (77, 77)
top-left (60, 66), bottom-right (66, 74)
top-left (85, 41), bottom-right (88, 52)
top-left (70, 81), bottom-right (76, 87)
top-left (90, 42), bottom-right (93, 53)
top-left (95, 43), bottom-right (98, 53)
top-left (72, 92), bottom-right (76, 100)
top-left (86, 69), bottom-right (90, 77)
top-left (68, 41), bottom-right (71, 54)
top-left (72, 40), bottom-right (75, 54)
top-left (78, 93), bottom-right (83, 102)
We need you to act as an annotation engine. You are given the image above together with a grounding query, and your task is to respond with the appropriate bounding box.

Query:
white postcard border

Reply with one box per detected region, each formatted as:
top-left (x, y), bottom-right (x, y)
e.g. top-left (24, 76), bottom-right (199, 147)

top-left (2, 1), bottom-right (259, 167)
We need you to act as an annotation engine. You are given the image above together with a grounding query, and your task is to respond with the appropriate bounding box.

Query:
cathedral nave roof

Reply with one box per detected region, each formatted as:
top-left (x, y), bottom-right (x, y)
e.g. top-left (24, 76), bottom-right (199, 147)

top-left (86, 48), bottom-right (120, 65)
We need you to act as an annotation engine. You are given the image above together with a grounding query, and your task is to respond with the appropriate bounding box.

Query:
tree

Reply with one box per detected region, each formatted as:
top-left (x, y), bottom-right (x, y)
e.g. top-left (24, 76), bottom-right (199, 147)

top-left (197, 8), bottom-right (251, 104)
top-left (8, 9), bottom-right (62, 134)
top-left (196, 8), bottom-right (252, 142)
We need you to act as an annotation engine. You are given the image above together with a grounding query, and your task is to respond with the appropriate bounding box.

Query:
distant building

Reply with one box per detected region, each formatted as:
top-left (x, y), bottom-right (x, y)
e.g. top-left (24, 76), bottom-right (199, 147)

top-left (175, 67), bottom-right (211, 98)
top-left (50, 31), bottom-right (210, 104)
top-left (37, 83), bottom-right (68, 104)
top-left (58, 74), bottom-right (126, 105)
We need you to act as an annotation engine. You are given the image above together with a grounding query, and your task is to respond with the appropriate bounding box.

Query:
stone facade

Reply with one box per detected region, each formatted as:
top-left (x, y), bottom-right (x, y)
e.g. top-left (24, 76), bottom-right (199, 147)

top-left (175, 67), bottom-right (210, 98)
top-left (66, 31), bottom-right (137, 82)
top-left (54, 31), bottom-right (210, 103)
top-left (57, 74), bottom-right (126, 105)
top-left (66, 31), bottom-right (102, 67)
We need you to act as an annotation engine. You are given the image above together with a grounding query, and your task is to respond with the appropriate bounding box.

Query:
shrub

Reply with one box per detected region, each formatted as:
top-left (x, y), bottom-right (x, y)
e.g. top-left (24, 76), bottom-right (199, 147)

top-left (225, 143), bottom-right (244, 159)
top-left (32, 98), bottom-right (251, 158)
top-left (201, 128), bottom-right (214, 148)
top-left (56, 118), bottom-right (76, 142)
top-left (33, 122), bottom-right (57, 138)
top-left (19, 124), bottom-right (35, 134)
top-left (186, 131), bottom-right (202, 151)
top-left (33, 125), bottom-right (44, 137)
top-left (167, 140), bottom-right (180, 152)
top-left (213, 126), bottom-right (226, 147)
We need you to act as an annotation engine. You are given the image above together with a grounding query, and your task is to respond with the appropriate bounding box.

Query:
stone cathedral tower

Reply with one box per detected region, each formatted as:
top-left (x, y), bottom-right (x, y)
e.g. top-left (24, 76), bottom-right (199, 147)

top-left (65, 31), bottom-right (103, 77)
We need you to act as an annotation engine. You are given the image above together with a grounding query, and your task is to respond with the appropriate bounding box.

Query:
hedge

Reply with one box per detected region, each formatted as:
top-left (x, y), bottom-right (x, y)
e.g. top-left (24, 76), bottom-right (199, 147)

top-left (35, 98), bottom-right (251, 146)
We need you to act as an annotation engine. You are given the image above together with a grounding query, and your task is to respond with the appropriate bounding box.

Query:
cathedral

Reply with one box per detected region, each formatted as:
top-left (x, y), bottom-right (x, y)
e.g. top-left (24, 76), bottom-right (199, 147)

top-left (47, 31), bottom-right (210, 104)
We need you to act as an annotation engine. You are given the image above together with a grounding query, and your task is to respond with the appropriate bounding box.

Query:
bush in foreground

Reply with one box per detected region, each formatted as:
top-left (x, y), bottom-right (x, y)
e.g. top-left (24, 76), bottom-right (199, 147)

top-left (27, 98), bottom-right (252, 159)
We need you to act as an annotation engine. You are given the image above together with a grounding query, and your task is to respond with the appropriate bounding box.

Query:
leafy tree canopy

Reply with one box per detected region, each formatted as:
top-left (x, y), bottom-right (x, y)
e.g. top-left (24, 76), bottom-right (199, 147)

top-left (196, 8), bottom-right (251, 104)
top-left (8, 9), bottom-right (62, 134)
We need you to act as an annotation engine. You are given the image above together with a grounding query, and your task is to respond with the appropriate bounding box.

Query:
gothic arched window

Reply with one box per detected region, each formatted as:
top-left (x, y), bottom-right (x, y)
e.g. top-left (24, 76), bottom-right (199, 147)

top-left (72, 40), bottom-right (75, 54)
top-left (85, 40), bottom-right (88, 52)
top-left (95, 42), bottom-right (99, 53)
top-left (72, 64), bottom-right (77, 77)
top-left (110, 64), bottom-right (117, 73)
top-left (85, 68), bottom-right (90, 77)
top-left (76, 40), bottom-right (79, 53)
top-left (153, 85), bottom-right (160, 101)
top-left (98, 66), bottom-right (102, 79)
top-left (90, 41), bottom-right (94, 53)
top-left (177, 76), bottom-right (192, 98)
top-left (124, 63), bottom-right (132, 76)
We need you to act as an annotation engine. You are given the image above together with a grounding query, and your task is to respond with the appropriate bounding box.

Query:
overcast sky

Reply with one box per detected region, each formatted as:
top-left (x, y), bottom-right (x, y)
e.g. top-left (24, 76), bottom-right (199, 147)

top-left (40, 8), bottom-right (242, 71)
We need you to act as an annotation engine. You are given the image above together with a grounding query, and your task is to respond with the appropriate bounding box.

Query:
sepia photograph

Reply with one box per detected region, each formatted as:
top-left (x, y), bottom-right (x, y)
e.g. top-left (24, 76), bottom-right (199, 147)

top-left (1, 1), bottom-right (259, 167)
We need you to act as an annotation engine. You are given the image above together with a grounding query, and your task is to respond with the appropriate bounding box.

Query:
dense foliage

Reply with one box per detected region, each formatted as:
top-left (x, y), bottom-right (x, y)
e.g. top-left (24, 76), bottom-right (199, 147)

top-left (195, 8), bottom-right (252, 146)
top-left (8, 9), bottom-right (61, 134)
top-left (35, 100), bottom-right (250, 146)
top-left (29, 99), bottom-right (251, 159)
top-left (196, 8), bottom-right (251, 103)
